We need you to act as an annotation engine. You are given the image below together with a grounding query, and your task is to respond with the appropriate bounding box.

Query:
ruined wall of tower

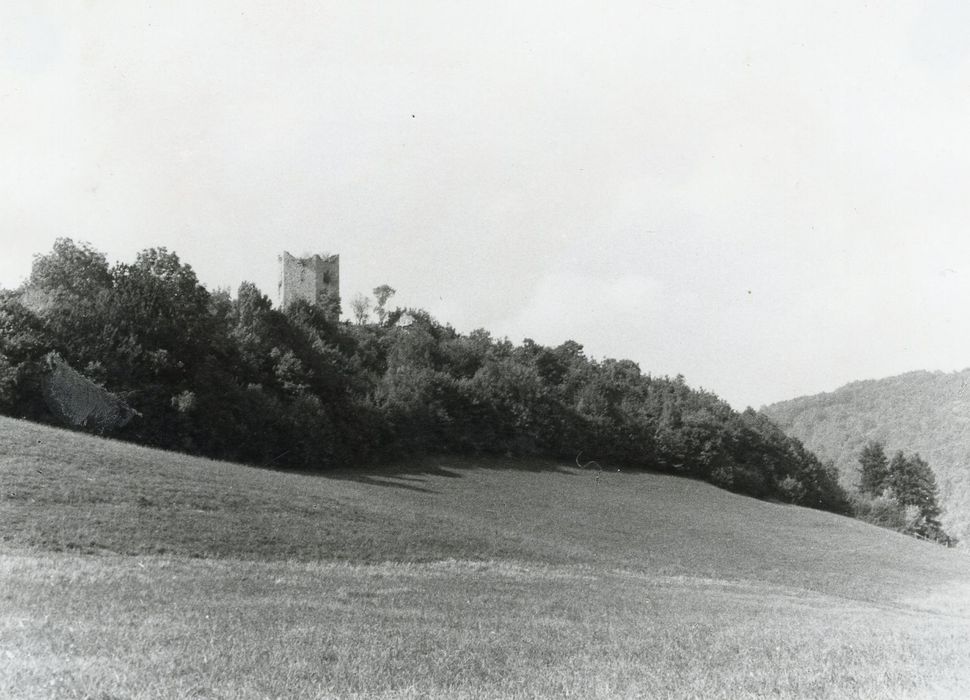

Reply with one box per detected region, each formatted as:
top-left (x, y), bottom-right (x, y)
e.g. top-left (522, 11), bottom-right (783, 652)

top-left (277, 251), bottom-right (340, 318)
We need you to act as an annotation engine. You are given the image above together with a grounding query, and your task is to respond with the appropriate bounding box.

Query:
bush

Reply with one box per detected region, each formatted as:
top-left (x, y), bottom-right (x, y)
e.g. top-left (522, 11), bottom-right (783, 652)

top-left (852, 493), bottom-right (907, 530)
top-left (778, 476), bottom-right (806, 504)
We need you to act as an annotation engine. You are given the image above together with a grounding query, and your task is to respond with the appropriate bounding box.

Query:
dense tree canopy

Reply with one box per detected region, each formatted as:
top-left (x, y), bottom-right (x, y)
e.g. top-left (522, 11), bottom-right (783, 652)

top-left (1, 239), bottom-right (856, 517)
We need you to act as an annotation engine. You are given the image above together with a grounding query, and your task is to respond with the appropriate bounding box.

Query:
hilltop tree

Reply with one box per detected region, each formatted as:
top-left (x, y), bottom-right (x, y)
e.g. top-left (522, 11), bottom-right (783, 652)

top-left (28, 237), bottom-right (112, 301)
top-left (106, 248), bottom-right (217, 384)
top-left (372, 284), bottom-right (396, 325)
top-left (858, 441), bottom-right (889, 495)
top-left (350, 294), bottom-right (371, 325)
top-left (22, 238), bottom-right (113, 365)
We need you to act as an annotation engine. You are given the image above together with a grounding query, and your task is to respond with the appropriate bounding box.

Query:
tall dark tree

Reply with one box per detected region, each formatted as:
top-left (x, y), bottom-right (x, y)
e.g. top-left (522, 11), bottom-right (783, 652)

top-left (858, 441), bottom-right (889, 495)
top-left (887, 451), bottom-right (941, 519)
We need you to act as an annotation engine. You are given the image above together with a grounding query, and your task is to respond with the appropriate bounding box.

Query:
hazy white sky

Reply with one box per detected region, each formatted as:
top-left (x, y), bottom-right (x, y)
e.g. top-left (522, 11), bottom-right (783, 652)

top-left (3, 1), bottom-right (970, 409)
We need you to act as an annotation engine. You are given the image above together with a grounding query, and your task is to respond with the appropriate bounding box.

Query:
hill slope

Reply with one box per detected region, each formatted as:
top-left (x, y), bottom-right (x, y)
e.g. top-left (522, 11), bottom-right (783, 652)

top-left (763, 369), bottom-right (970, 545)
top-left (3, 417), bottom-right (970, 697)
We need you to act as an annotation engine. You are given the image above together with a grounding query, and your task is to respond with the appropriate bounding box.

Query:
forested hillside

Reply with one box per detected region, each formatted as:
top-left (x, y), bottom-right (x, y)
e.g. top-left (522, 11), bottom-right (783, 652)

top-left (764, 371), bottom-right (970, 545)
top-left (2, 239), bottom-right (849, 515)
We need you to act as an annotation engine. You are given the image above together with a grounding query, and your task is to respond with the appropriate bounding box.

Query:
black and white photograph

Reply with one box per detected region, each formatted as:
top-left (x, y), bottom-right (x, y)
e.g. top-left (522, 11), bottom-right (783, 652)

top-left (2, 1), bottom-right (969, 697)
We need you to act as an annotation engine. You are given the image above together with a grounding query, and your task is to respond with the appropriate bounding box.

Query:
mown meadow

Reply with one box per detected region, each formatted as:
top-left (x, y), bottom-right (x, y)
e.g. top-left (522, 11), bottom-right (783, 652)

top-left (3, 417), bottom-right (969, 698)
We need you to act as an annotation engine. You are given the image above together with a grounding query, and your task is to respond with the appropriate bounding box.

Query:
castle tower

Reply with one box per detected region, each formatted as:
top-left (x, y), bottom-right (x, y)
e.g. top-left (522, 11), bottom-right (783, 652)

top-left (277, 251), bottom-right (340, 319)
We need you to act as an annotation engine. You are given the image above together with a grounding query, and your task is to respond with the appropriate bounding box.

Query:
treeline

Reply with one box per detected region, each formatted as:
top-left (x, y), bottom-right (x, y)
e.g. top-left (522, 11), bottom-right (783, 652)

top-left (854, 442), bottom-right (952, 545)
top-left (1, 239), bottom-right (851, 514)
top-left (763, 371), bottom-right (969, 546)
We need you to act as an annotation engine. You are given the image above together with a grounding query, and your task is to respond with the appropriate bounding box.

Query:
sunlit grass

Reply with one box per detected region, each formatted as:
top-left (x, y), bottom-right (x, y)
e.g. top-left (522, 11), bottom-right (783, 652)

top-left (2, 416), bottom-right (970, 698)
top-left (3, 554), bottom-right (969, 699)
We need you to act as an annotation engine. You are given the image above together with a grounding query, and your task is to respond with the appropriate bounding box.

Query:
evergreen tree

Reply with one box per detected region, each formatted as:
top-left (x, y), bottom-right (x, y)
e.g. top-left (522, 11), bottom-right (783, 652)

top-left (883, 450), bottom-right (952, 543)
top-left (887, 451), bottom-right (941, 520)
top-left (857, 440), bottom-right (889, 495)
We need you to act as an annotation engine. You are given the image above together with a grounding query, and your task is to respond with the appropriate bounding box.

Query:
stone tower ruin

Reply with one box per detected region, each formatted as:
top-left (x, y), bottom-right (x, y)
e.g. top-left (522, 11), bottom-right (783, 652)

top-left (277, 251), bottom-right (340, 318)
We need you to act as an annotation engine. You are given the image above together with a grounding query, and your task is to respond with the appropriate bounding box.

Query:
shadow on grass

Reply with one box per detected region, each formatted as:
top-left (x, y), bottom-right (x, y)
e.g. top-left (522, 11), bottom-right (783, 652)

top-left (317, 452), bottom-right (581, 493)
top-left (346, 475), bottom-right (438, 494)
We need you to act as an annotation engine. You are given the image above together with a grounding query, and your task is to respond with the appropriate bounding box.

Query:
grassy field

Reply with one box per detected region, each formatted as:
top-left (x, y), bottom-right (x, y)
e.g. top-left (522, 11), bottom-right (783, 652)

top-left (2, 416), bottom-right (970, 698)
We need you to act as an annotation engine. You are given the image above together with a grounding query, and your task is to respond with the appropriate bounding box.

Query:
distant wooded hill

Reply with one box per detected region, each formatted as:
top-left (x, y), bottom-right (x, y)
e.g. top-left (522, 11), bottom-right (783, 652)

top-left (763, 370), bottom-right (970, 545)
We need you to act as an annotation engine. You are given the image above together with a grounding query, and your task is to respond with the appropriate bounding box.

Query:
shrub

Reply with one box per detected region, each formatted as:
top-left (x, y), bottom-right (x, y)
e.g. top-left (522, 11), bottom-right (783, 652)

top-left (852, 493), bottom-right (907, 530)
